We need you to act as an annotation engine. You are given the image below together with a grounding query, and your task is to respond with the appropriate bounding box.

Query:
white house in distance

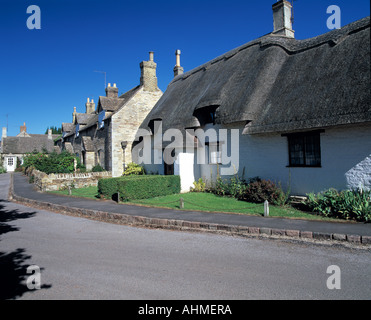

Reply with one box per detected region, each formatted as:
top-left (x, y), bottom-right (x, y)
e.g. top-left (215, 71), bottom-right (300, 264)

top-left (1, 123), bottom-right (59, 172)
top-left (135, 1), bottom-right (371, 195)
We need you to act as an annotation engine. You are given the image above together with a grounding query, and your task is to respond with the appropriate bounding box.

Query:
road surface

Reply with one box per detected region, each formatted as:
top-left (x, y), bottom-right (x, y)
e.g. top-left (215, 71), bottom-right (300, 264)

top-left (1, 174), bottom-right (370, 300)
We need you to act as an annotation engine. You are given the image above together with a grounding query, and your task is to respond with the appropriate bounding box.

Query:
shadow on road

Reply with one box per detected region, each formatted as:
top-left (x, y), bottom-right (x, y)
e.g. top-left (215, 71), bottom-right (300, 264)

top-left (0, 199), bottom-right (52, 300)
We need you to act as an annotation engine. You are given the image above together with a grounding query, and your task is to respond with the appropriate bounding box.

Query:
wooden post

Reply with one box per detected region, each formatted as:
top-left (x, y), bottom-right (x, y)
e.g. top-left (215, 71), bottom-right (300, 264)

top-left (180, 198), bottom-right (184, 209)
top-left (264, 200), bottom-right (269, 217)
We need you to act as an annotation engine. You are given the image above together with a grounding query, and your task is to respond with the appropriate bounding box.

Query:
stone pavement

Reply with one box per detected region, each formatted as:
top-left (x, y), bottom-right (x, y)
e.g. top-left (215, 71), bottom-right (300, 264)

top-left (6, 172), bottom-right (371, 245)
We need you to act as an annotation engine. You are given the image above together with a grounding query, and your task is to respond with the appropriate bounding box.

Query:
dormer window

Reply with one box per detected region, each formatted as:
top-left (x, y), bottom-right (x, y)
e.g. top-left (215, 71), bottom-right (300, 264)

top-left (148, 118), bottom-right (162, 134)
top-left (75, 124), bottom-right (80, 138)
top-left (98, 111), bottom-right (105, 129)
top-left (193, 105), bottom-right (218, 126)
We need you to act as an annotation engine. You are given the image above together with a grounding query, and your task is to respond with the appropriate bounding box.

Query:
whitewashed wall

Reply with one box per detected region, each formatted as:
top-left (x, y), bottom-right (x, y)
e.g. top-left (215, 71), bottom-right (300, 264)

top-left (237, 124), bottom-right (371, 195)
top-left (138, 123), bottom-right (371, 195)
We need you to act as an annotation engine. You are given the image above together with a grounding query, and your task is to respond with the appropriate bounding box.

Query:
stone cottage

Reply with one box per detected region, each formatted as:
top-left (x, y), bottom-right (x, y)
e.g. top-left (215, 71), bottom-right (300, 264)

top-left (134, 1), bottom-right (371, 195)
top-left (1, 123), bottom-right (59, 172)
top-left (58, 52), bottom-right (163, 176)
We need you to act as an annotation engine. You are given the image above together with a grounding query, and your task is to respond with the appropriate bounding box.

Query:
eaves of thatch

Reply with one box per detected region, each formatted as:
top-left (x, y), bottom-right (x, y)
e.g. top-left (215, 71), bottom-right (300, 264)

top-left (140, 17), bottom-right (370, 135)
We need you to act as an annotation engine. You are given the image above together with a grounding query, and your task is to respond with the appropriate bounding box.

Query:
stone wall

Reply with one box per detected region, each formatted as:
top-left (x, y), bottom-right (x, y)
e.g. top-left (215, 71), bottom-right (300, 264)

top-left (25, 167), bottom-right (112, 191)
top-left (111, 86), bottom-right (162, 177)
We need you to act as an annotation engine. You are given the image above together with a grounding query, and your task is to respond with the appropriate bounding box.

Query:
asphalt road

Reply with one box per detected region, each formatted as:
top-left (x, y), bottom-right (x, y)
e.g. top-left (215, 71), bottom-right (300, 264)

top-left (1, 177), bottom-right (371, 301)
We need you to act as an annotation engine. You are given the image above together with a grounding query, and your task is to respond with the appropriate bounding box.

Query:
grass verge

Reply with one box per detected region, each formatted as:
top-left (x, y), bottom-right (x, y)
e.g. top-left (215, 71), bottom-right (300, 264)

top-left (49, 186), bottom-right (336, 221)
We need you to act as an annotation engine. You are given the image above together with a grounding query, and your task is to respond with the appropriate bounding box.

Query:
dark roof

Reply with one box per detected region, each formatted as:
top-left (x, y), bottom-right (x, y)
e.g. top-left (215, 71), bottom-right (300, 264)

top-left (75, 113), bottom-right (96, 125)
top-left (82, 136), bottom-right (94, 152)
top-left (97, 85), bottom-right (141, 113)
top-left (140, 17), bottom-right (370, 135)
top-left (2, 134), bottom-right (57, 154)
top-left (62, 123), bottom-right (75, 133)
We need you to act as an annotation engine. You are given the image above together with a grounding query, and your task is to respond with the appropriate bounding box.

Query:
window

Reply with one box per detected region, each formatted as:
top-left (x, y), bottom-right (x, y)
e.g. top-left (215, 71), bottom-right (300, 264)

top-left (193, 106), bottom-right (218, 126)
top-left (98, 111), bottom-right (105, 129)
top-left (7, 157), bottom-right (14, 166)
top-left (285, 130), bottom-right (323, 167)
top-left (207, 143), bottom-right (222, 165)
top-left (164, 149), bottom-right (175, 175)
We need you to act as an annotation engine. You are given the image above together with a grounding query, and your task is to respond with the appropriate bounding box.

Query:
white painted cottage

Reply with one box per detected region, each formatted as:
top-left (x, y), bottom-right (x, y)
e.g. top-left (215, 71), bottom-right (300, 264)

top-left (134, 1), bottom-right (371, 195)
top-left (1, 124), bottom-right (59, 172)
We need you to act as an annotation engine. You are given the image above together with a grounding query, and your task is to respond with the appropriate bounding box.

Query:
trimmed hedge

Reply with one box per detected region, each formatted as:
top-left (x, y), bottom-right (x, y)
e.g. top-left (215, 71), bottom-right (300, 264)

top-left (98, 175), bottom-right (181, 201)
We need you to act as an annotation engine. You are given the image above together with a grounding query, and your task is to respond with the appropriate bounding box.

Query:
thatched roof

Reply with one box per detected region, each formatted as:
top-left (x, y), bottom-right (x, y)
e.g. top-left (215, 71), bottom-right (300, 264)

top-left (140, 17), bottom-right (370, 135)
top-left (2, 134), bottom-right (58, 154)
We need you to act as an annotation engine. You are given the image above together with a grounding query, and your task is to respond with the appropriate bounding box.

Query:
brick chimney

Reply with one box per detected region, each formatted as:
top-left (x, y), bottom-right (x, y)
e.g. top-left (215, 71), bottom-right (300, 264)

top-left (105, 83), bottom-right (118, 98)
top-left (85, 97), bottom-right (96, 114)
top-left (20, 122), bottom-right (27, 133)
top-left (272, 0), bottom-right (295, 38)
top-left (173, 49), bottom-right (184, 77)
top-left (140, 51), bottom-right (158, 92)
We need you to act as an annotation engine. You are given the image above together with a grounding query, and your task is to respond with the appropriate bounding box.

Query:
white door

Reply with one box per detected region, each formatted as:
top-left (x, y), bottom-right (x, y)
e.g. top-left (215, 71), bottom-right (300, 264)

top-left (5, 156), bottom-right (17, 172)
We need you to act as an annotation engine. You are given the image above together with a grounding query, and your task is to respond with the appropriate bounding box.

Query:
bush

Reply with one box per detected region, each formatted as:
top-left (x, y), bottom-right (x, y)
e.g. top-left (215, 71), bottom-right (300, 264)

top-left (210, 175), bottom-right (247, 198)
top-left (123, 162), bottom-right (145, 176)
top-left (240, 177), bottom-right (286, 205)
top-left (23, 151), bottom-right (76, 174)
top-left (304, 188), bottom-right (371, 222)
top-left (191, 178), bottom-right (206, 192)
top-left (92, 164), bottom-right (104, 172)
top-left (22, 151), bottom-right (88, 174)
top-left (98, 175), bottom-right (181, 201)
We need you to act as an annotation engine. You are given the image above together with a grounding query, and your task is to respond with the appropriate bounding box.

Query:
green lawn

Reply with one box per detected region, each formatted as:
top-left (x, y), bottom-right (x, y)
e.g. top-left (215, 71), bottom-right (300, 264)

top-left (49, 186), bottom-right (335, 221)
top-left (49, 186), bottom-right (100, 200)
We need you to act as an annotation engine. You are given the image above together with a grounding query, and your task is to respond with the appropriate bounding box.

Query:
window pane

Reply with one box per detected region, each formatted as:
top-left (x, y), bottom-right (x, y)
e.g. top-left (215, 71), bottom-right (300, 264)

top-left (209, 144), bottom-right (222, 164)
top-left (305, 135), bottom-right (321, 166)
top-left (289, 136), bottom-right (304, 165)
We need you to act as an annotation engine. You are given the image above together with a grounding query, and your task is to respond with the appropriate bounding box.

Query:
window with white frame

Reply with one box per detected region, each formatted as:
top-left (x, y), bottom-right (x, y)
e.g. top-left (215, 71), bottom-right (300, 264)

top-left (208, 143), bottom-right (222, 164)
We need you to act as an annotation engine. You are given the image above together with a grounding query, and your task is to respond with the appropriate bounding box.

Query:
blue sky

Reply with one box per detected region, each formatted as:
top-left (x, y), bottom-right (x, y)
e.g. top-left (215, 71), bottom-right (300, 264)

top-left (0, 0), bottom-right (369, 137)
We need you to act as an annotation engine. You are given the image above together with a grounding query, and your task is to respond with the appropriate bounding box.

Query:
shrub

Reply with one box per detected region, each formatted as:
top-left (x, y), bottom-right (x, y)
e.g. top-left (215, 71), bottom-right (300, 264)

top-left (210, 176), bottom-right (247, 198)
top-left (191, 178), bottom-right (206, 192)
top-left (23, 151), bottom-right (76, 174)
top-left (92, 164), bottom-right (104, 172)
top-left (97, 177), bottom-right (118, 199)
top-left (304, 188), bottom-right (371, 222)
top-left (240, 177), bottom-right (286, 205)
top-left (98, 175), bottom-right (181, 201)
top-left (123, 162), bottom-right (145, 176)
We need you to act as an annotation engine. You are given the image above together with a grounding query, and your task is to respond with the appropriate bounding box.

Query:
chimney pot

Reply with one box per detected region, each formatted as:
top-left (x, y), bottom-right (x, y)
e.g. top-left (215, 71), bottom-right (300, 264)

top-left (20, 122), bottom-right (27, 133)
top-left (86, 97), bottom-right (95, 114)
top-left (73, 107), bottom-right (77, 123)
top-left (140, 51), bottom-right (158, 92)
top-left (149, 51), bottom-right (154, 61)
top-left (105, 83), bottom-right (118, 98)
top-left (173, 49), bottom-right (184, 77)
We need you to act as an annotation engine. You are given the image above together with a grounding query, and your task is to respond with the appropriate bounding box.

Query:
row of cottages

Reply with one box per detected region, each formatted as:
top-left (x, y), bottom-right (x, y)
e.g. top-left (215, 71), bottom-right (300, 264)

top-left (57, 52), bottom-right (163, 177)
top-left (1, 123), bottom-right (59, 172)
top-left (134, 0), bottom-right (371, 196)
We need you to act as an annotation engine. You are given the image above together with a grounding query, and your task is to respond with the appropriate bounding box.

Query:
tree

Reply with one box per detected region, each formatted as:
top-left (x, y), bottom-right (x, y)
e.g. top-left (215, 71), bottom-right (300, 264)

top-left (45, 126), bottom-right (62, 134)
